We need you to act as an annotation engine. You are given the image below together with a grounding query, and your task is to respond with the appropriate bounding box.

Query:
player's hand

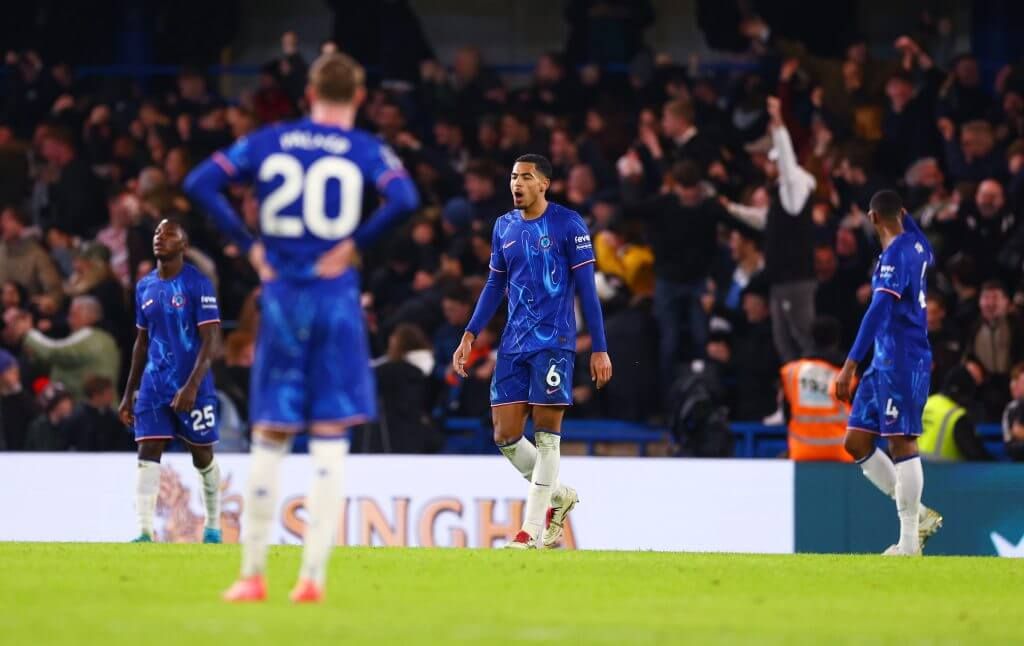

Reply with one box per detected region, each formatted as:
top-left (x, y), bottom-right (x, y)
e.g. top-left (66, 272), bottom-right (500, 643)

top-left (834, 359), bottom-right (857, 404)
top-left (591, 351), bottom-right (612, 389)
top-left (248, 242), bottom-right (276, 281)
top-left (118, 396), bottom-right (134, 427)
top-left (316, 238), bottom-right (357, 279)
top-left (170, 384), bottom-right (198, 414)
top-left (452, 333), bottom-right (474, 378)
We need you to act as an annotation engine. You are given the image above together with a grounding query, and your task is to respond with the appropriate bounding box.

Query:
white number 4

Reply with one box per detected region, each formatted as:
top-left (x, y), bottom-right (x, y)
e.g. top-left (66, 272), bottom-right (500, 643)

top-left (190, 404), bottom-right (216, 431)
top-left (545, 364), bottom-right (562, 387)
top-left (885, 398), bottom-right (899, 419)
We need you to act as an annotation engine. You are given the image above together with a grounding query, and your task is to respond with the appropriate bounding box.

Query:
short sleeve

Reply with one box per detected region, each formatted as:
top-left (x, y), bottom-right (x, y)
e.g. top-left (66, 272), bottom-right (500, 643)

top-left (134, 286), bottom-right (147, 330)
top-left (365, 140), bottom-right (409, 191)
top-left (566, 215), bottom-right (596, 270)
top-left (194, 275), bottom-right (221, 326)
top-left (213, 136), bottom-right (255, 182)
top-left (489, 220), bottom-right (507, 273)
top-left (875, 245), bottom-right (908, 299)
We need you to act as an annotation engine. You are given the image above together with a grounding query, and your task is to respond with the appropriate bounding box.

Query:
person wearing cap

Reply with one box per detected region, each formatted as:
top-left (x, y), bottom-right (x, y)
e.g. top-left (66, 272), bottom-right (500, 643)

top-left (4, 295), bottom-right (120, 401)
top-left (0, 348), bottom-right (36, 450)
top-left (23, 381), bottom-right (75, 451)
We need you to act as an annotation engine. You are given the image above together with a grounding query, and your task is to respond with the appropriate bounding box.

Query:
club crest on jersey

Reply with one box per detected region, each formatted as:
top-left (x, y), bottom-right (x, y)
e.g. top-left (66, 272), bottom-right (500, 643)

top-left (170, 293), bottom-right (187, 308)
top-left (539, 235), bottom-right (552, 249)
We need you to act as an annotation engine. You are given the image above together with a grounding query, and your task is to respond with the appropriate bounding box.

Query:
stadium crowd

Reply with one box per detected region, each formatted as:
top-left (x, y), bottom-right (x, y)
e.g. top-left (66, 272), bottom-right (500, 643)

top-left (2, 5), bottom-right (1024, 459)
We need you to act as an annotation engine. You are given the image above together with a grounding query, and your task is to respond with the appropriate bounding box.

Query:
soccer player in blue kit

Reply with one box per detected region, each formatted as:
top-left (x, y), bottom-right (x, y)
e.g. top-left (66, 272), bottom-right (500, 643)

top-left (119, 219), bottom-right (223, 544)
top-left (185, 53), bottom-right (419, 601)
top-left (452, 154), bottom-right (612, 549)
top-left (835, 190), bottom-right (943, 555)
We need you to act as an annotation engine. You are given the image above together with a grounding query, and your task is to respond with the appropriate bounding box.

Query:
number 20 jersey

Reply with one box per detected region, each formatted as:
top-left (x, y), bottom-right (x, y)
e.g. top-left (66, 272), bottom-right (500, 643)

top-left (212, 117), bottom-right (406, 282)
top-left (868, 230), bottom-right (932, 373)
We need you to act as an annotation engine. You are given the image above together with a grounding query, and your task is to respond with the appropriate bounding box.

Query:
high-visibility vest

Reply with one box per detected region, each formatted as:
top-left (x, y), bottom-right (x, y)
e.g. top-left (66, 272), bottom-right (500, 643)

top-left (780, 359), bottom-right (854, 462)
top-left (919, 394), bottom-right (966, 461)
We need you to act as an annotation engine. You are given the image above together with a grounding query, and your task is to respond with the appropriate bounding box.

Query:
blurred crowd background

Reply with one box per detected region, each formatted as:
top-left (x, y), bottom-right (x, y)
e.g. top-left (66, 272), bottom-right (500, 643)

top-left (2, 0), bottom-right (1024, 459)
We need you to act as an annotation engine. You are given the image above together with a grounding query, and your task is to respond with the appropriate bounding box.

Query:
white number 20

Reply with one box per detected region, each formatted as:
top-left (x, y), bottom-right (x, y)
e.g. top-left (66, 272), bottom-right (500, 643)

top-left (259, 154), bottom-right (363, 240)
top-left (190, 405), bottom-right (216, 431)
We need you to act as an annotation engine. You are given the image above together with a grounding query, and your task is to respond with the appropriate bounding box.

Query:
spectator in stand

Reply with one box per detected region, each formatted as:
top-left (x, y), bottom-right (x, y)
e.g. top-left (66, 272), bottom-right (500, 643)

top-left (67, 375), bottom-right (129, 451)
top-left (879, 71), bottom-right (940, 180)
top-left (0, 123), bottom-right (29, 207)
top-left (4, 296), bottom-right (120, 401)
top-left (730, 274), bottom-right (781, 421)
top-left (939, 118), bottom-right (1003, 184)
top-left (593, 216), bottom-right (655, 300)
top-left (937, 54), bottom-right (991, 125)
top-left (271, 31), bottom-right (309, 106)
top-left (95, 191), bottom-right (139, 288)
top-left (966, 281), bottom-right (1024, 420)
top-left (64, 242), bottom-right (131, 346)
top-left (955, 179), bottom-right (1018, 283)
top-left (37, 126), bottom-right (106, 238)
top-left (443, 160), bottom-right (505, 233)
top-left (23, 381), bottom-right (74, 451)
top-left (714, 223), bottom-right (764, 318)
top-left (926, 291), bottom-right (962, 394)
top-left (433, 284), bottom-right (473, 382)
top-left (0, 206), bottom-right (63, 307)
top-left (1001, 362), bottom-right (1024, 461)
top-left (371, 323), bottom-right (443, 454)
top-left (0, 349), bottom-right (36, 450)
top-left (622, 160), bottom-right (723, 393)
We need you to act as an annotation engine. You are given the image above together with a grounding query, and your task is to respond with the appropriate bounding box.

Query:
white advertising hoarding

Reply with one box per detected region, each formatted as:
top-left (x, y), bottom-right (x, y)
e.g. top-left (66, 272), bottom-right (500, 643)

top-left (0, 454), bottom-right (794, 553)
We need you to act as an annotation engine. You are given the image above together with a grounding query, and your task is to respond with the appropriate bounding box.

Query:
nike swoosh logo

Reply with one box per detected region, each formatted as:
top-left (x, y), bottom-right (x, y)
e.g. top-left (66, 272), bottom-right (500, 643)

top-left (503, 240), bottom-right (517, 249)
top-left (546, 387), bottom-right (559, 394)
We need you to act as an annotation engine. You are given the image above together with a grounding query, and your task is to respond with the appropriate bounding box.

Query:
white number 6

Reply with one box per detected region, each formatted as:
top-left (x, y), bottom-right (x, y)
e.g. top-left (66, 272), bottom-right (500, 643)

top-left (545, 364), bottom-right (562, 387)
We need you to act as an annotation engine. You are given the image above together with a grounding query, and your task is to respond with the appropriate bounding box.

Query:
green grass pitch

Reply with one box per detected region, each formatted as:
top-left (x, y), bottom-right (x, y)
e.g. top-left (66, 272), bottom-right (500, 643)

top-left (1, 543), bottom-right (1021, 645)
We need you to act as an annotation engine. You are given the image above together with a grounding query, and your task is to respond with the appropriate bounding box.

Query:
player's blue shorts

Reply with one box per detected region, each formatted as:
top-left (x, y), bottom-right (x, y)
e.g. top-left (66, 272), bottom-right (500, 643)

top-left (134, 396), bottom-right (220, 445)
top-left (848, 368), bottom-right (930, 437)
top-left (251, 275), bottom-right (376, 430)
top-left (491, 349), bottom-right (574, 407)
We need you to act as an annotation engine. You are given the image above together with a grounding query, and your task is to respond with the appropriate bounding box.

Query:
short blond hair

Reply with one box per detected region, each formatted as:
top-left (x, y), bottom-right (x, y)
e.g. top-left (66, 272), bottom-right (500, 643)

top-left (308, 52), bottom-right (365, 103)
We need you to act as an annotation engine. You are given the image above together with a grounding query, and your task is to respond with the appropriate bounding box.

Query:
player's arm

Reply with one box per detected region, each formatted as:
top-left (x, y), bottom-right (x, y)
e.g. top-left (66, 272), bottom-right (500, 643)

top-left (573, 262), bottom-right (612, 388)
top-left (454, 266), bottom-right (507, 378)
top-left (170, 322), bottom-right (220, 414)
top-left (118, 327), bottom-right (149, 426)
top-left (183, 142), bottom-right (257, 254)
top-left (835, 289), bottom-right (897, 402)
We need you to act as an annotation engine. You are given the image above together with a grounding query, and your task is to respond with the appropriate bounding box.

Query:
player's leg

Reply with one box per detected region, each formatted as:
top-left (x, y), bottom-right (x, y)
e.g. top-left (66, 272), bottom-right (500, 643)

top-left (520, 404), bottom-right (566, 545)
top-left (883, 370), bottom-right (931, 555)
top-left (224, 425), bottom-right (291, 602)
top-left (291, 423), bottom-right (350, 603)
top-left (288, 282), bottom-right (368, 601)
top-left (131, 406), bottom-right (175, 542)
top-left (186, 442), bottom-right (221, 543)
top-left (179, 398), bottom-right (222, 543)
top-left (134, 437), bottom-right (168, 542)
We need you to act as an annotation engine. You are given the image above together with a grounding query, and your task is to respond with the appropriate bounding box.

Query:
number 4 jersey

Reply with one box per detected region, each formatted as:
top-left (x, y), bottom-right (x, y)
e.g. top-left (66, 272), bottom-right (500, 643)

top-left (869, 229), bottom-right (932, 373)
top-left (211, 118), bottom-right (406, 281)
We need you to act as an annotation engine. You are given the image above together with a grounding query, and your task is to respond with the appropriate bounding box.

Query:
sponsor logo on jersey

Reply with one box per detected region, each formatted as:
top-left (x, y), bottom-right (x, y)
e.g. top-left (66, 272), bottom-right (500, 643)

top-left (574, 234), bottom-right (592, 250)
top-left (879, 264), bottom-right (896, 278)
top-left (201, 295), bottom-right (218, 310)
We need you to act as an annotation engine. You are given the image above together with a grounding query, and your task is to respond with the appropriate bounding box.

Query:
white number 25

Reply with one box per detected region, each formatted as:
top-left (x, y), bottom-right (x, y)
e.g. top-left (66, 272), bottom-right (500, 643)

top-left (190, 405), bottom-right (216, 431)
top-left (259, 154), bottom-right (363, 240)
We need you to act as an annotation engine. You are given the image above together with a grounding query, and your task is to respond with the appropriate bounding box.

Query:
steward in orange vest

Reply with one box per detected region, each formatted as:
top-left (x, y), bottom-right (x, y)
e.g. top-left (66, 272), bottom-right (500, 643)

top-left (779, 318), bottom-right (854, 462)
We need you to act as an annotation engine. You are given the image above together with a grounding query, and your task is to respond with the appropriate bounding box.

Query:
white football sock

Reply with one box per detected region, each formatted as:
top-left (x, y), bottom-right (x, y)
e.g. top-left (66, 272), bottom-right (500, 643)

top-left (299, 438), bottom-right (347, 587)
top-left (136, 459), bottom-right (161, 537)
top-left (197, 459), bottom-right (221, 530)
top-left (241, 437), bottom-right (289, 577)
top-left (498, 435), bottom-right (566, 504)
top-left (858, 447), bottom-right (930, 522)
top-left (857, 447), bottom-right (896, 498)
top-left (895, 456), bottom-right (923, 553)
top-left (522, 431), bottom-right (560, 539)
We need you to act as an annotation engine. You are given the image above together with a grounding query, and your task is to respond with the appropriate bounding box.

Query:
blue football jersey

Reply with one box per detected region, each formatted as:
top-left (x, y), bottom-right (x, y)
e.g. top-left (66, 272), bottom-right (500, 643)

top-left (135, 264), bottom-right (220, 409)
top-left (869, 230), bottom-right (932, 373)
top-left (489, 203), bottom-right (595, 354)
top-left (212, 117), bottom-right (407, 281)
